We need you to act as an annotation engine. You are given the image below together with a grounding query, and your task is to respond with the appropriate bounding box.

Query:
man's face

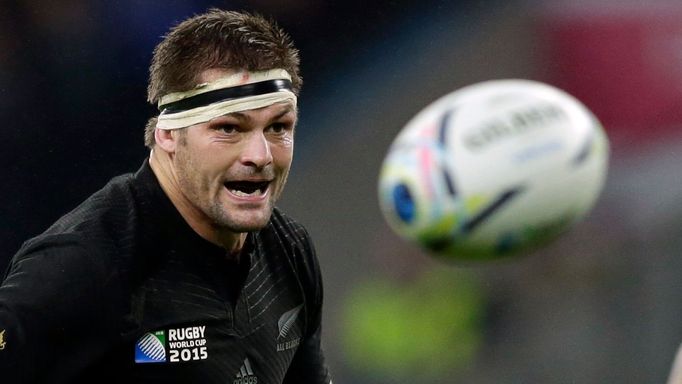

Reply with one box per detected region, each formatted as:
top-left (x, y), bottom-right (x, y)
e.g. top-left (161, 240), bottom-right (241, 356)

top-left (171, 69), bottom-right (296, 233)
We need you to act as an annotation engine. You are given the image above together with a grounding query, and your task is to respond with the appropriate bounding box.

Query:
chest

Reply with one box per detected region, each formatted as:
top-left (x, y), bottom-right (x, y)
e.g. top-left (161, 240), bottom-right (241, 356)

top-left (123, 246), bottom-right (307, 383)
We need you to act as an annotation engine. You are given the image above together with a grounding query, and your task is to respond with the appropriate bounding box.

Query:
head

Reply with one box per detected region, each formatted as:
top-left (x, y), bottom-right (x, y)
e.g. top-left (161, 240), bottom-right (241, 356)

top-left (145, 8), bottom-right (302, 148)
top-left (147, 9), bottom-right (301, 240)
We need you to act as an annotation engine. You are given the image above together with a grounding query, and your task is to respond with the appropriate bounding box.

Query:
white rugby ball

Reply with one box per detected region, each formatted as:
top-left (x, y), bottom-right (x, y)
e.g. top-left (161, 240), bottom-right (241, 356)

top-left (377, 79), bottom-right (609, 260)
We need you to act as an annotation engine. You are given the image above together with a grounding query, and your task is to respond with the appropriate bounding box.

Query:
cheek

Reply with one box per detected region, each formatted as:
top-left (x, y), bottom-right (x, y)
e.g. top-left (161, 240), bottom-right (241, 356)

top-left (176, 146), bottom-right (224, 186)
top-left (277, 133), bottom-right (294, 157)
top-left (272, 144), bottom-right (294, 169)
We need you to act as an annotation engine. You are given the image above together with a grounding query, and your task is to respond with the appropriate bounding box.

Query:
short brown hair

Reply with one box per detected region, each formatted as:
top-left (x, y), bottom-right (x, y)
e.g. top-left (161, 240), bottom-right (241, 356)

top-left (144, 9), bottom-right (302, 148)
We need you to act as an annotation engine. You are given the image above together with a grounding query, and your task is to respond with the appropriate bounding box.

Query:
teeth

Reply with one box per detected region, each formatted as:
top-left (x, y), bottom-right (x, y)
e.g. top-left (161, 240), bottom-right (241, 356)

top-left (229, 188), bottom-right (263, 197)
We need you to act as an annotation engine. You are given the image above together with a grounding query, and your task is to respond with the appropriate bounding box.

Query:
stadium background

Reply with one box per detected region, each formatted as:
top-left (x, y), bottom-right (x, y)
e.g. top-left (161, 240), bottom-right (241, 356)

top-left (2, 0), bottom-right (682, 382)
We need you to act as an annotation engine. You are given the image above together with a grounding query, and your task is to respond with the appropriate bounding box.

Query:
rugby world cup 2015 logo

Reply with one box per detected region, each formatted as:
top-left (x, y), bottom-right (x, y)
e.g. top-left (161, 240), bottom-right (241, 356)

top-left (135, 331), bottom-right (167, 363)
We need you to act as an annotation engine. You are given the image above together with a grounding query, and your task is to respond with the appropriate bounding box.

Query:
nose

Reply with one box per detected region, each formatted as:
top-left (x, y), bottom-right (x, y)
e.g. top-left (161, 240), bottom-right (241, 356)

top-left (240, 131), bottom-right (273, 168)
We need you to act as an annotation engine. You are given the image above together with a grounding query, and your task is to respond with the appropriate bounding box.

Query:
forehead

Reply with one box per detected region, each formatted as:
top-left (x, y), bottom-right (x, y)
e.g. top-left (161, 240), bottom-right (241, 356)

top-left (198, 68), bottom-right (235, 83)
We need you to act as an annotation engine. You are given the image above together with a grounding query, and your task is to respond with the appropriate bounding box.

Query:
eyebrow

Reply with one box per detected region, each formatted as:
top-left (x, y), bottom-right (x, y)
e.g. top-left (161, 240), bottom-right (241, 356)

top-left (226, 104), bottom-right (297, 124)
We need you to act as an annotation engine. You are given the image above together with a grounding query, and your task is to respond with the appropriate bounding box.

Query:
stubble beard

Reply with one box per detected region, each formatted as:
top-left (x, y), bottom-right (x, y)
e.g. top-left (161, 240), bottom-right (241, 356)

top-left (206, 198), bottom-right (274, 232)
top-left (174, 150), bottom-right (282, 234)
top-left (172, 128), bottom-right (293, 234)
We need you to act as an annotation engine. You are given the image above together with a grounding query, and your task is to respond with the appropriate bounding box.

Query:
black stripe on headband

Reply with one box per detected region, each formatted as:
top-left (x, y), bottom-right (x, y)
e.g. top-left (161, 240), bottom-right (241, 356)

top-left (158, 79), bottom-right (293, 114)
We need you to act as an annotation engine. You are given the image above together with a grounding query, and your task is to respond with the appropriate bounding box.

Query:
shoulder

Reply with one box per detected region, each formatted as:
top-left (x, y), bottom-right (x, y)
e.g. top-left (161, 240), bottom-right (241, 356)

top-left (265, 207), bottom-right (323, 295)
top-left (4, 232), bottom-right (120, 327)
top-left (266, 208), bottom-right (320, 277)
top-left (15, 172), bottom-right (142, 271)
top-left (13, 228), bottom-right (113, 267)
top-left (267, 207), bottom-right (315, 252)
top-left (40, 172), bottom-right (138, 237)
top-left (9, 233), bottom-right (105, 287)
top-left (6, 172), bottom-right (141, 304)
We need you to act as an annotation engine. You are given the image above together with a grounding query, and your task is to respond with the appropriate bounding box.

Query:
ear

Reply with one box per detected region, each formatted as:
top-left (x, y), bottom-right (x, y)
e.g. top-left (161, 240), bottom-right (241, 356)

top-left (154, 128), bottom-right (179, 154)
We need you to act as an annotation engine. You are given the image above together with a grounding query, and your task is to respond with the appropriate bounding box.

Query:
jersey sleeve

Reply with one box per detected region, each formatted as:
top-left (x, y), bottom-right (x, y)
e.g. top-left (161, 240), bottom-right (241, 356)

top-left (283, 225), bottom-right (332, 384)
top-left (0, 235), bottom-right (120, 382)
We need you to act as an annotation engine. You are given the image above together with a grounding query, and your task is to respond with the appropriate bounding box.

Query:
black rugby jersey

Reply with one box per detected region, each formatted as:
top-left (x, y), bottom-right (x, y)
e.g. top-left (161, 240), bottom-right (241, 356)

top-left (0, 160), bottom-right (331, 384)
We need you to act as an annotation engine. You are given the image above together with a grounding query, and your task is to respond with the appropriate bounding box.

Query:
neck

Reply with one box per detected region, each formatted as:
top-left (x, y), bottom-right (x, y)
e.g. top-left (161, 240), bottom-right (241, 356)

top-left (149, 149), bottom-right (245, 255)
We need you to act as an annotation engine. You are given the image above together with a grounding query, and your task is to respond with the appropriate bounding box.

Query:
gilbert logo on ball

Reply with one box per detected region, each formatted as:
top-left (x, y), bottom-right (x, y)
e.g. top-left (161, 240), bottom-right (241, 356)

top-left (377, 79), bottom-right (609, 260)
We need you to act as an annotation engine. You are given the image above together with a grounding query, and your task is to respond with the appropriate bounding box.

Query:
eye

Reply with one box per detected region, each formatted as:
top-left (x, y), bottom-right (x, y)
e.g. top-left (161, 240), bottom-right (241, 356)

top-left (268, 122), bottom-right (289, 134)
top-left (216, 124), bottom-right (238, 134)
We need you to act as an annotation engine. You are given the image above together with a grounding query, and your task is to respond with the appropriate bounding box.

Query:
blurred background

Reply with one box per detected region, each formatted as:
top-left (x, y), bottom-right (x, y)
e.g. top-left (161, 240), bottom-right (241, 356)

top-left (2, 0), bottom-right (682, 382)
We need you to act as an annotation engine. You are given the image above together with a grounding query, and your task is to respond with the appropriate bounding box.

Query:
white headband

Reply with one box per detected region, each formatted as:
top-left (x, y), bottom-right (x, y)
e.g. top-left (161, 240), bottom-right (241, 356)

top-left (156, 69), bottom-right (297, 130)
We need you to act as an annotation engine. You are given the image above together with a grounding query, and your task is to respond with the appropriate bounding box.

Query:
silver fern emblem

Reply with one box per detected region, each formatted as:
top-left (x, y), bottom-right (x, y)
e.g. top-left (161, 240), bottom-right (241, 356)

top-left (278, 304), bottom-right (303, 339)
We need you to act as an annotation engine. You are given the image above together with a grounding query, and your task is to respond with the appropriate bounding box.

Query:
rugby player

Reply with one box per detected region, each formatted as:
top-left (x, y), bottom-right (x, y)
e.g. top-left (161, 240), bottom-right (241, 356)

top-left (0, 9), bottom-right (332, 384)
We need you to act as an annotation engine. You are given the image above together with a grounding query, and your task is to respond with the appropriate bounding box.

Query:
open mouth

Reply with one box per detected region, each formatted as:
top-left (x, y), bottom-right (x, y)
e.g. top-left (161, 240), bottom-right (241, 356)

top-left (224, 180), bottom-right (270, 197)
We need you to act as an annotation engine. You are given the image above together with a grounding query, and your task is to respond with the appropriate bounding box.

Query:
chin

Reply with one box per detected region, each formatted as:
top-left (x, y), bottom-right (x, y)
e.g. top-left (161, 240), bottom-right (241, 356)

top-left (224, 221), bottom-right (269, 233)
top-left (214, 210), bottom-right (273, 232)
